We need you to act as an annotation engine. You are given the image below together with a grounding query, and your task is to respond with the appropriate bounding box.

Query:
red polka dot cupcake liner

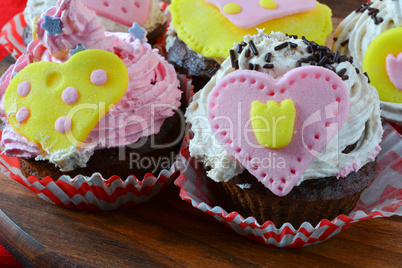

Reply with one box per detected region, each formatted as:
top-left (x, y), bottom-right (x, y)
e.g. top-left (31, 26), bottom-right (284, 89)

top-left (174, 122), bottom-right (402, 247)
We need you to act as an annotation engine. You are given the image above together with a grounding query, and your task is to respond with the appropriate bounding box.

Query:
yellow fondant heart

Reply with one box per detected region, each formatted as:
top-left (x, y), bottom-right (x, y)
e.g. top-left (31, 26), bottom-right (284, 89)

top-left (363, 27), bottom-right (402, 103)
top-left (170, 0), bottom-right (332, 59)
top-left (4, 49), bottom-right (128, 154)
top-left (250, 99), bottom-right (296, 149)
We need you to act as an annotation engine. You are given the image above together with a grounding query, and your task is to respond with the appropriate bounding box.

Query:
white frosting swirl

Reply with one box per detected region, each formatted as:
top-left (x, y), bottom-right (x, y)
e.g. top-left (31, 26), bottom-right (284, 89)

top-left (186, 31), bottom-right (383, 185)
top-left (332, 0), bottom-right (402, 124)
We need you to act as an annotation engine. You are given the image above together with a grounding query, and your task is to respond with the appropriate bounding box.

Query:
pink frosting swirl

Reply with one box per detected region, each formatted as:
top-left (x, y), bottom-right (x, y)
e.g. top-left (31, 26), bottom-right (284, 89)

top-left (0, 0), bottom-right (181, 166)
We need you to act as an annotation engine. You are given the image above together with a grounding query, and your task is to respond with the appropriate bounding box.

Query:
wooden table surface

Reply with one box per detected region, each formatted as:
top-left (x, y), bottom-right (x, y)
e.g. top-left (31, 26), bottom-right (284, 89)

top-left (0, 0), bottom-right (401, 267)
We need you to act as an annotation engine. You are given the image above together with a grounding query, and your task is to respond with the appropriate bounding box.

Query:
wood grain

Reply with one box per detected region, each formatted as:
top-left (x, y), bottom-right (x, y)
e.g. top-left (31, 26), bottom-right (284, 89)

top-left (0, 0), bottom-right (400, 267)
top-left (0, 174), bottom-right (401, 268)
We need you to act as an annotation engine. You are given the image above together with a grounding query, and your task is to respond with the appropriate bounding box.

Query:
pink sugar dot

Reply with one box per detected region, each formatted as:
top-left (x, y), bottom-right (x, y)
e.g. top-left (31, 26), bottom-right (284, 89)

top-left (90, 69), bottom-right (108, 86)
top-left (16, 106), bottom-right (30, 123)
top-left (17, 81), bottom-right (31, 97)
top-left (55, 116), bottom-right (72, 133)
top-left (62, 87), bottom-right (79, 105)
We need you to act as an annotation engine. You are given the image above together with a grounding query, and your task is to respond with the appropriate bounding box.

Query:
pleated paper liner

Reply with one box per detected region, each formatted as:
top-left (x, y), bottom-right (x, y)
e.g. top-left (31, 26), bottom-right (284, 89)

top-left (0, 73), bottom-right (193, 211)
top-left (0, 149), bottom-right (180, 211)
top-left (174, 122), bottom-right (402, 247)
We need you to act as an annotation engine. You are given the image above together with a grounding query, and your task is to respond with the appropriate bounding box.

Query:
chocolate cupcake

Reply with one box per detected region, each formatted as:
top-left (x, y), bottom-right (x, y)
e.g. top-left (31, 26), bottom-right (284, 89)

top-left (332, 0), bottom-right (402, 126)
top-left (23, 0), bottom-right (168, 45)
top-left (0, 0), bottom-right (183, 182)
top-left (185, 31), bottom-right (383, 227)
top-left (167, 0), bottom-right (333, 91)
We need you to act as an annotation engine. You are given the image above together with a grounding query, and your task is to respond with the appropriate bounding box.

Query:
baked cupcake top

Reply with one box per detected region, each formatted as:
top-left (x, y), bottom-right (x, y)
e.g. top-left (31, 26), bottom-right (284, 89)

top-left (332, 0), bottom-right (402, 124)
top-left (0, 0), bottom-right (181, 171)
top-left (186, 31), bottom-right (383, 196)
top-left (169, 0), bottom-right (333, 61)
top-left (23, 0), bottom-right (167, 34)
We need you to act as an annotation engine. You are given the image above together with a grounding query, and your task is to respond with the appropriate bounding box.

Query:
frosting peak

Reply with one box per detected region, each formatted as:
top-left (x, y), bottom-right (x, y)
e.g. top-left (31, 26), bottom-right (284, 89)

top-left (0, 0), bottom-right (181, 170)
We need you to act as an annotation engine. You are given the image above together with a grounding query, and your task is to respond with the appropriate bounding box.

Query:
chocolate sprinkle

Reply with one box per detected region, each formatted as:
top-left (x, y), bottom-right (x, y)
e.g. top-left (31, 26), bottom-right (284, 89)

top-left (234, 60), bottom-right (239, 70)
top-left (355, 1), bottom-right (384, 25)
top-left (245, 48), bottom-right (251, 58)
top-left (230, 49), bottom-right (236, 68)
top-left (289, 42), bottom-right (298, 48)
top-left (274, 42), bottom-right (289, 51)
top-left (340, 39), bottom-right (349, 47)
top-left (237, 43), bottom-right (243, 54)
top-left (249, 40), bottom-right (259, 55)
top-left (337, 68), bottom-right (347, 77)
top-left (364, 72), bottom-right (371, 83)
top-left (296, 60), bottom-right (302, 67)
top-left (263, 64), bottom-right (274, 69)
top-left (265, 52), bottom-right (272, 62)
top-left (355, 68), bottom-right (360, 74)
top-left (254, 64), bottom-right (260, 71)
top-left (248, 63), bottom-right (254, 70)
top-left (342, 75), bottom-right (349, 81)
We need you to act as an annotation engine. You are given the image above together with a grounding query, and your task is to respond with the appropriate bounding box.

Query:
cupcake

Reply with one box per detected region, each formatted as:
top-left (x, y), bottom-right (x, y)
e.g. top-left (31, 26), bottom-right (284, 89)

top-left (185, 31), bottom-right (383, 228)
top-left (167, 0), bottom-right (333, 91)
top-left (23, 0), bottom-right (168, 45)
top-left (0, 0), bottom-right (183, 182)
top-left (332, 0), bottom-right (402, 126)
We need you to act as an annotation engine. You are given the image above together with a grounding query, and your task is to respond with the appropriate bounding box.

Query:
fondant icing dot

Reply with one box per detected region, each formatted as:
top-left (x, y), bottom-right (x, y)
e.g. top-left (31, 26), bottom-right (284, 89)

top-left (269, 178), bottom-right (274, 184)
top-left (314, 134), bottom-right (320, 139)
top-left (259, 0), bottom-right (278, 9)
top-left (269, 91), bottom-right (275, 96)
top-left (223, 3), bottom-right (242, 14)
top-left (55, 116), bottom-right (72, 133)
top-left (307, 146), bottom-right (312, 151)
top-left (278, 186), bottom-right (283, 191)
top-left (315, 74), bottom-right (321, 79)
top-left (16, 106), bottom-right (30, 123)
top-left (90, 69), bottom-right (108, 86)
top-left (290, 170), bottom-right (296, 175)
top-left (301, 74), bottom-right (307, 79)
top-left (17, 81), bottom-right (31, 97)
top-left (326, 77), bottom-right (330, 81)
top-left (134, 2), bottom-right (140, 8)
top-left (259, 84), bottom-right (264, 90)
top-left (240, 78), bottom-right (246, 82)
top-left (332, 84), bottom-right (338, 90)
top-left (336, 97), bottom-right (341, 102)
top-left (62, 86), bottom-right (79, 105)
top-left (280, 88), bottom-right (286, 93)
top-left (211, 103), bottom-right (216, 108)
top-left (261, 173), bottom-right (267, 177)
top-left (281, 178), bottom-right (286, 183)
top-left (230, 78), bottom-right (236, 83)
top-left (251, 79), bottom-right (256, 84)
top-left (289, 81), bottom-right (295, 85)
top-left (297, 158), bottom-right (302, 162)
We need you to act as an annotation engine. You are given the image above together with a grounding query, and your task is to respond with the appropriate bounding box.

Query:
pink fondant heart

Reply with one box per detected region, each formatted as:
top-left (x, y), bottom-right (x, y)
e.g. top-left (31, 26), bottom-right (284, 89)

top-left (204, 0), bottom-right (316, 29)
top-left (207, 66), bottom-right (349, 196)
top-left (82, 0), bottom-right (151, 27)
top-left (386, 53), bottom-right (402, 91)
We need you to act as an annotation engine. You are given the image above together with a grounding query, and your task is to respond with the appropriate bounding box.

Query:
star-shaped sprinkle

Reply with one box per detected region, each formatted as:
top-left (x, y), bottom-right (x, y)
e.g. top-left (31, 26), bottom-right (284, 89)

top-left (129, 22), bottom-right (146, 41)
top-left (70, 44), bottom-right (86, 56)
top-left (41, 15), bottom-right (63, 37)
